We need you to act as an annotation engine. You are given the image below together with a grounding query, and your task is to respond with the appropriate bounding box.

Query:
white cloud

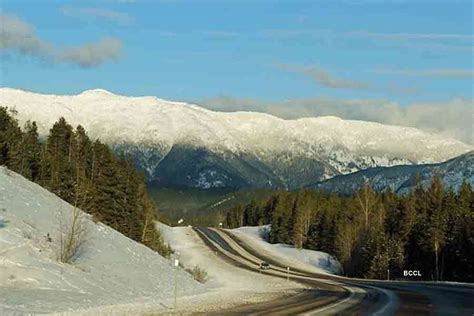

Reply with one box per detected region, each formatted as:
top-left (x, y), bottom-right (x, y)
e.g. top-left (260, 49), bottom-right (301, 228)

top-left (158, 31), bottom-right (178, 38)
top-left (258, 29), bottom-right (309, 39)
top-left (348, 30), bottom-right (474, 53)
top-left (156, 31), bottom-right (240, 39)
top-left (372, 68), bottom-right (473, 79)
top-left (279, 64), bottom-right (369, 89)
top-left (0, 13), bottom-right (123, 67)
top-left (203, 31), bottom-right (240, 39)
top-left (60, 6), bottom-right (133, 24)
top-left (0, 13), bottom-right (52, 57)
top-left (61, 38), bottom-right (122, 67)
top-left (349, 31), bottom-right (474, 41)
top-left (253, 28), bottom-right (472, 53)
top-left (277, 63), bottom-right (420, 95)
top-left (197, 96), bottom-right (474, 145)
top-left (385, 84), bottom-right (421, 96)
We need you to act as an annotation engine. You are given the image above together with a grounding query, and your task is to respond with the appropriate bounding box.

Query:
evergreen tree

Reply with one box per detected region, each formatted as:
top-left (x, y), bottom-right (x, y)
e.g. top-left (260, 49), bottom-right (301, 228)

top-left (44, 118), bottom-right (75, 201)
top-left (291, 197), bottom-right (304, 248)
top-left (21, 121), bottom-right (41, 181)
top-left (0, 107), bottom-right (22, 167)
top-left (225, 174), bottom-right (473, 281)
top-left (420, 176), bottom-right (447, 280)
top-left (443, 181), bottom-right (474, 280)
top-left (0, 110), bottom-right (171, 257)
top-left (6, 120), bottom-right (41, 181)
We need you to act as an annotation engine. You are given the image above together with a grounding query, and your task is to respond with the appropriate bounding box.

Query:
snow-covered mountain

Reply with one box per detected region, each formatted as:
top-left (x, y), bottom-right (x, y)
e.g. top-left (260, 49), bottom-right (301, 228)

top-left (312, 151), bottom-right (474, 194)
top-left (1, 88), bottom-right (471, 189)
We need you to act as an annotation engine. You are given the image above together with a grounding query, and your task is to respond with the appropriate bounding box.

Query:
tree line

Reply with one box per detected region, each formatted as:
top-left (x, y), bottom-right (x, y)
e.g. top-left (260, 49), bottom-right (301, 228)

top-left (0, 107), bottom-right (172, 257)
top-left (225, 178), bottom-right (474, 282)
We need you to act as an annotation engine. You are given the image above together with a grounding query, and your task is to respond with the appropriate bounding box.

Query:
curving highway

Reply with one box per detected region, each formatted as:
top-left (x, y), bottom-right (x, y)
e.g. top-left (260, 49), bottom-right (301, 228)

top-left (193, 227), bottom-right (474, 315)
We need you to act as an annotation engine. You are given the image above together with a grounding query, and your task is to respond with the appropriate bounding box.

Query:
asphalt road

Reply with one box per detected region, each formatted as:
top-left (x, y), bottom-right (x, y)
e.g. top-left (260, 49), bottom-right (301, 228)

top-left (193, 227), bottom-right (474, 316)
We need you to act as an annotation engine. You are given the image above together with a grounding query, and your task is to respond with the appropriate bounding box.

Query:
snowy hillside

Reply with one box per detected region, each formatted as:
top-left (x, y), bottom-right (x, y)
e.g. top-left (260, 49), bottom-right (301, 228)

top-left (0, 88), bottom-right (471, 189)
top-left (313, 151), bottom-right (474, 194)
top-left (229, 226), bottom-right (341, 275)
top-left (0, 166), bottom-right (203, 315)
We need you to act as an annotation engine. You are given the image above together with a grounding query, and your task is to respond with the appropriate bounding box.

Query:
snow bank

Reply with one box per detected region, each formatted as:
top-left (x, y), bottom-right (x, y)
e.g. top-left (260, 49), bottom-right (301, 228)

top-left (0, 167), bottom-right (203, 315)
top-left (159, 222), bottom-right (254, 288)
top-left (157, 222), bottom-right (305, 311)
top-left (230, 225), bottom-right (341, 275)
top-left (158, 222), bottom-right (302, 289)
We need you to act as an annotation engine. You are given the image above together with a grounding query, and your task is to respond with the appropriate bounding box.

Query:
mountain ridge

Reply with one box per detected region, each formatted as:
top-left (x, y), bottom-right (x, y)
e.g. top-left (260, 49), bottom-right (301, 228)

top-left (311, 150), bottom-right (474, 194)
top-left (1, 87), bottom-right (471, 189)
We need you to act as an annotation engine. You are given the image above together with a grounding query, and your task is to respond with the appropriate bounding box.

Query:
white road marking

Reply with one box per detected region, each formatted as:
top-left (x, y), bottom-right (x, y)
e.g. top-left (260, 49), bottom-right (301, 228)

top-left (364, 284), bottom-right (399, 316)
top-left (303, 285), bottom-right (359, 315)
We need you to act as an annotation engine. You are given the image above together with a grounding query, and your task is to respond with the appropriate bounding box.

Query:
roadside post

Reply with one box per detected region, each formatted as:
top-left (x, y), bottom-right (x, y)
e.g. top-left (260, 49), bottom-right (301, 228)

top-left (174, 257), bottom-right (179, 311)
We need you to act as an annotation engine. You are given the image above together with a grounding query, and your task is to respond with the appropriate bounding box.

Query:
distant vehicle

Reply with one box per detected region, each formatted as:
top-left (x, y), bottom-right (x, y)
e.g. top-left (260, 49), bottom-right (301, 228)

top-left (259, 262), bottom-right (270, 270)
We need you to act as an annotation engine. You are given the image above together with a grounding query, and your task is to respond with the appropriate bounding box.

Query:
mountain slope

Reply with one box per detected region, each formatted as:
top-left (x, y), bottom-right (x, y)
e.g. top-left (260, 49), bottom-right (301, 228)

top-left (312, 151), bottom-right (474, 194)
top-left (1, 88), bottom-right (471, 189)
top-left (0, 166), bottom-right (202, 314)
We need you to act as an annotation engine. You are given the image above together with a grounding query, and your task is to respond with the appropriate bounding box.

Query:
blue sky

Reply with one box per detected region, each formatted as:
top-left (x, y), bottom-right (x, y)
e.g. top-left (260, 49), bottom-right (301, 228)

top-left (1, 0), bottom-right (473, 143)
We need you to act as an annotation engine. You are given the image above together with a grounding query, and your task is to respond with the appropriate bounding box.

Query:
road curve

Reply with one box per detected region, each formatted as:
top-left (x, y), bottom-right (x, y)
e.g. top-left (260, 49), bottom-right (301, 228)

top-left (218, 228), bottom-right (474, 316)
top-left (193, 227), bottom-right (394, 315)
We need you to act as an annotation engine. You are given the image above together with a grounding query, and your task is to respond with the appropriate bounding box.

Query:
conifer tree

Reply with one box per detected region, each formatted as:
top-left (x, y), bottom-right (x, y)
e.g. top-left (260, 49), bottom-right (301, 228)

top-left (225, 175), bottom-right (473, 281)
top-left (0, 110), bottom-right (171, 257)
top-left (423, 175), bottom-right (447, 280)
top-left (0, 107), bottom-right (22, 167)
top-left (14, 121), bottom-right (41, 181)
top-left (45, 118), bottom-right (75, 201)
top-left (291, 197), bottom-right (304, 248)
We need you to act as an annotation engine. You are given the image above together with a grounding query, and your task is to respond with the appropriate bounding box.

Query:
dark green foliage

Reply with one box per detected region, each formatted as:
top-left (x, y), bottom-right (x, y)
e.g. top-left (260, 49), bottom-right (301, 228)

top-left (147, 185), bottom-right (273, 227)
top-left (226, 177), bottom-right (474, 282)
top-left (6, 119), bottom-right (41, 181)
top-left (0, 107), bottom-right (22, 167)
top-left (0, 107), bottom-right (170, 257)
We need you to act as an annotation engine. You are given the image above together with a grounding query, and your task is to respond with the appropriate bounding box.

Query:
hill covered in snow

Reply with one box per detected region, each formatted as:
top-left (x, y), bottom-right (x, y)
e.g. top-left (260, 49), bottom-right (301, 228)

top-left (229, 225), bottom-right (342, 275)
top-left (312, 150), bottom-right (474, 194)
top-left (0, 88), bottom-right (471, 189)
top-left (0, 166), bottom-right (203, 314)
